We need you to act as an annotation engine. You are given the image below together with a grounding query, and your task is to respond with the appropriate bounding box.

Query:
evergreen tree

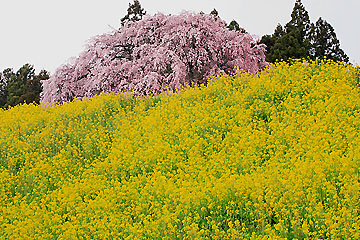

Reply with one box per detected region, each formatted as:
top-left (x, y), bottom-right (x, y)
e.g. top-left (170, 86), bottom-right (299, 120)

top-left (20, 69), bottom-right (48, 105)
top-left (285, 0), bottom-right (312, 36)
top-left (121, 0), bottom-right (146, 26)
top-left (273, 24), bottom-right (285, 39)
top-left (1, 64), bottom-right (48, 108)
top-left (283, 0), bottom-right (312, 58)
top-left (260, 0), bottom-right (312, 62)
top-left (260, 24), bottom-right (285, 62)
top-left (210, 8), bottom-right (218, 17)
top-left (6, 64), bottom-right (35, 107)
top-left (227, 20), bottom-right (247, 33)
top-left (210, 8), bottom-right (220, 21)
top-left (0, 68), bottom-right (15, 108)
top-left (311, 17), bottom-right (349, 62)
top-left (261, 0), bottom-right (349, 63)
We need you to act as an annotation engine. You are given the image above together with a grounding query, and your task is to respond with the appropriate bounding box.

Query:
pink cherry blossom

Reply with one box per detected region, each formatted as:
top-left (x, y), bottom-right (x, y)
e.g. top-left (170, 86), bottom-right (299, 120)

top-left (41, 12), bottom-right (268, 103)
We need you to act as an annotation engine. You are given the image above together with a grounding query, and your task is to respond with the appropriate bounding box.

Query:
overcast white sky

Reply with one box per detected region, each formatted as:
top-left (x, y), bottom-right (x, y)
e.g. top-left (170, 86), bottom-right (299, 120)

top-left (0, 0), bottom-right (359, 74)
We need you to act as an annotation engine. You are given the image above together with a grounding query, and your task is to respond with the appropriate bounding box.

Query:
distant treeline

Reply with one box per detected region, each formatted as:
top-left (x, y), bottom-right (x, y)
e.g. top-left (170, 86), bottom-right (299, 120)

top-left (0, 64), bottom-right (49, 109)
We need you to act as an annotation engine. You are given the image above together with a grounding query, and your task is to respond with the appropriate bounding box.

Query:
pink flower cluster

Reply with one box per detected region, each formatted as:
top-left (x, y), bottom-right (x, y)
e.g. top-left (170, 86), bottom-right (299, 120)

top-left (41, 12), bottom-right (268, 103)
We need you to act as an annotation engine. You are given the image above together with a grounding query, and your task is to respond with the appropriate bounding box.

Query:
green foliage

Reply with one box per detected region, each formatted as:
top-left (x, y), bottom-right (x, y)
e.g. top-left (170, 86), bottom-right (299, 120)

top-left (261, 0), bottom-right (312, 62)
top-left (311, 17), bottom-right (349, 62)
top-left (121, 0), bottom-right (146, 26)
top-left (227, 20), bottom-right (247, 33)
top-left (0, 64), bottom-right (49, 109)
top-left (21, 69), bottom-right (49, 105)
top-left (260, 24), bottom-right (285, 63)
top-left (6, 64), bottom-right (35, 107)
top-left (261, 0), bottom-right (348, 63)
top-left (209, 8), bottom-right (221, 21)
top-left (208, 10), bottom-right (247, 32)
top-left (210, 8), bottom-right (219, 17)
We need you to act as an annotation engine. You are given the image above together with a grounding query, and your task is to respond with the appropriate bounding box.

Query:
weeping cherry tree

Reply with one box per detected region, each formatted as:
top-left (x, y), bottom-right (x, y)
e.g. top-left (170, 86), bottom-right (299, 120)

top-left (41, 12), bottom-right (268, 103)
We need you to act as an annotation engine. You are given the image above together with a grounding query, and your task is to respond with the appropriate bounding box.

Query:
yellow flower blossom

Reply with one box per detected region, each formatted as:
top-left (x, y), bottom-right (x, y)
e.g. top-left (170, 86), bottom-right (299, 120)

top-left (0, 59), bottom-right (359, 239)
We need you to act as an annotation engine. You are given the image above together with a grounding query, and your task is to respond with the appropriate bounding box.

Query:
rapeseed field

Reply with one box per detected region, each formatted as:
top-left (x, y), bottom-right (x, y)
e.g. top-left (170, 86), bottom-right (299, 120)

top-left (0, 60), bottom-right (359, 239)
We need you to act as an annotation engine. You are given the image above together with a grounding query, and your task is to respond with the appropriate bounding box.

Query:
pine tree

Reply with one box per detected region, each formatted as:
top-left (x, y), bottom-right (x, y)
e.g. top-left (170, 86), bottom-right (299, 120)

top-left (260, 0), bottom-right (311, 62)
top-left (0, 68), bottom-right (15, 108)
top-left (20, 69), bottom-right (48, 105)
top-left (1, 64), bottom-right (48, 108)
top-left (282, 0), bottom-right (313, 59)
top-left (261, 0), bottom-right (349, 63)
top-left (209, 8), bottom-right (220, 21)
top-left (210, 9), bottom-right (218, 17)
top-left (260, 24), bottom-right (285, 62)
top-left (311, 17), bottom-right (349, 62)
top-left (285, 0), bottom-right (312, 36)
top-left (227, 20), bottom-right (247, 33)
top-left (6, 64), bottom-right (34, 107)
top-left (262, 0), bottom-right (312, 62)
top-left (121, 0), bottom-right (146, 26)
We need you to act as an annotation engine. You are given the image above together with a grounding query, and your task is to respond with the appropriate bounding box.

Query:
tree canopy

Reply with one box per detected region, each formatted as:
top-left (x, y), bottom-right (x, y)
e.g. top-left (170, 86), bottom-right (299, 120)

top-left (0, 64), bottom-right (49, 108)
top-left (41, 12), bottom-right (268, 104)
top-left (228, 20), bottom-right (247, 33)
top-left (260, 0), bottom-right (348, 63)
top-left (121, 0), bottom-right (146, 26)
top-left (310, 17), bottom-right (349, 62)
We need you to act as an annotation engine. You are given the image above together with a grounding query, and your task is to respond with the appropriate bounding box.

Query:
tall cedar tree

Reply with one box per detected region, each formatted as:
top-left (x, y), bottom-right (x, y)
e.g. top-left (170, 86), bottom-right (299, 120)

top-left (0, 64), bottom-right (48, 108)
top-left (311, 17), bottom-right (349, 62)
top-left (260, 24), bottom-right (285, 62)
top-left (261, 0), bottom-right (348, 63)
top-left (121, 0), bottom-right (146, 26)
top-left (261, 0), bottom-right (312, 62)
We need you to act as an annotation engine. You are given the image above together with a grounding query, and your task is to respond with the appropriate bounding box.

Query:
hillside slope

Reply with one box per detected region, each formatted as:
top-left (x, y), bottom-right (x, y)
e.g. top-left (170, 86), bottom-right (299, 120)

top-left (0, 60), bottom-right (359, 239)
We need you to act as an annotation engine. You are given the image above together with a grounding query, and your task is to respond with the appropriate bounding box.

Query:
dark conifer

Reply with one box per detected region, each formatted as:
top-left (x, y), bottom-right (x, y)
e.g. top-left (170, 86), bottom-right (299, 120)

top-left (227, 20), bottom-right (247, 33)
top-left (121, 0), bottom-right (146, 26)
top-left (260, 0), bottom-right (348, 63)
top-left (311, 17), bottom-right (349, 62)
top-left (0, 64), bottom-right (48, 108)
